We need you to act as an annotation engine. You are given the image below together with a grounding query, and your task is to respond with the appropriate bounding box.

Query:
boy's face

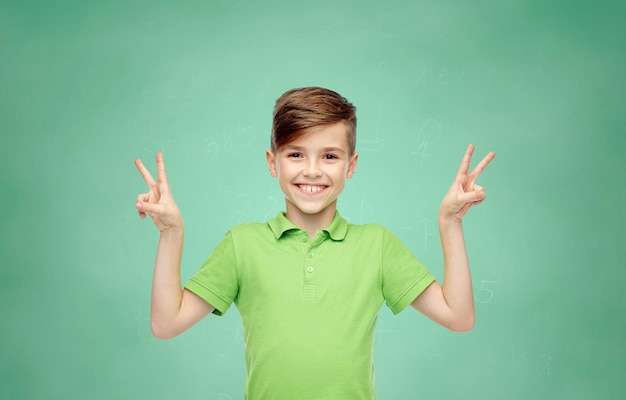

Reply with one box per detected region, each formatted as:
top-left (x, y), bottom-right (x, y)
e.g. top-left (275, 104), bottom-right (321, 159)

top-left (266, 122), bottom-right (358, 226)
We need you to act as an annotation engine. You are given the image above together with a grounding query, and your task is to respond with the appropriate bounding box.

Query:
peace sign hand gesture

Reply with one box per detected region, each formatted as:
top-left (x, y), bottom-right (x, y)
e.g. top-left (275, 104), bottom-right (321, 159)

top-left (135, 152), bottom-right (183, 232)
top-left (440, 144), bottom-right (495, 222)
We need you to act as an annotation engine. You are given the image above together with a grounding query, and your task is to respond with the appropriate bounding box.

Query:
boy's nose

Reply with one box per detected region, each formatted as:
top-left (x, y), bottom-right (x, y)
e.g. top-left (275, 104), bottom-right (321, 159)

top-left (303, 161), bottom-right (322, 177)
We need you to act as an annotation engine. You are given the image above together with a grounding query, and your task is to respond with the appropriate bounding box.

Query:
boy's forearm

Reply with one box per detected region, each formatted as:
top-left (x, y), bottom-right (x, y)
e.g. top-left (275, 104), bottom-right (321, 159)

top-left (438, 215), bottom-right (475, 326)
top-left (150, 227), bottom-right (185, 336)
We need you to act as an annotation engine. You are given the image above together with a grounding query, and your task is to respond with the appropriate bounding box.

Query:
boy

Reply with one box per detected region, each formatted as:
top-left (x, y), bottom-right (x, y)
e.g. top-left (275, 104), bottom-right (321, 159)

top-left (134, 87), bottom-right (495, 399)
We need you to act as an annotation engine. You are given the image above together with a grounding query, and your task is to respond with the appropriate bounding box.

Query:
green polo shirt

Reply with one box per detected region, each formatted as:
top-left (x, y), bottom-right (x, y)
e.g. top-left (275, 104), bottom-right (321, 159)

top-left (185, 212), bottom-right (435, 400)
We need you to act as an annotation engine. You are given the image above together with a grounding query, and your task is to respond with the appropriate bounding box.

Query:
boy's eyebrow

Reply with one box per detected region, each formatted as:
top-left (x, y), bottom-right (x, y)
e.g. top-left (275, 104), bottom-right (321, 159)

top-left (283, 145), bottom-right (347, 154)
top-left (322, 146), bottom-right (347, 154)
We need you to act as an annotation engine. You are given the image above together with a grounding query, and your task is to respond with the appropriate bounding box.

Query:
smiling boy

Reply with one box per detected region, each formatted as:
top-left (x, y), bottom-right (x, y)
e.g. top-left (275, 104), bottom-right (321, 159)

top-left (267, 119), bottom-right (357, 238)
top-left (135, 87), bottom-right (495, 399)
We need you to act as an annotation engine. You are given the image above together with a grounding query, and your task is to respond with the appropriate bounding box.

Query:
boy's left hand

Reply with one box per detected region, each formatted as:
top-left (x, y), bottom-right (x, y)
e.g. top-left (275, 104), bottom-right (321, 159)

top-left (440, 144), bottom-right (495, 222)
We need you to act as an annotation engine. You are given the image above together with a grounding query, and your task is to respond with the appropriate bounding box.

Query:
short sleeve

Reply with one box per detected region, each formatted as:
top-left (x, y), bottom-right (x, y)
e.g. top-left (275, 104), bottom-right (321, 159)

top-left (381, 227), bottom-right (435, 314)
top-left (184, 231), bottom-right (239, 316)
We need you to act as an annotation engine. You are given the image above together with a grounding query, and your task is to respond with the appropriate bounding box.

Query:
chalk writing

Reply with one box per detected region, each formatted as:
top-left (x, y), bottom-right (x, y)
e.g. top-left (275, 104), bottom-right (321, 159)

top-left (219, 316), bottom-right (243, 358)
top-left (422, 218), bottom-right (436, 252)
top-left (412, 328), bottom-right (442, 358)
top-left (375, 328), bottom-right (402, 354)
top-left (377, 14), bottom-right (398, 37)
top-left (319, 17), bottom-right (345, 34)
top-left (371, 61), bottom-right (386, 78)
top-left (412, 118), bottom-right (442, 164)
top-left (475, 280), bottom-right (499, 304)
top-left (511, 346), bottom-right (554, 377)
top-left (205, 138), bottom-right (220, 162)
top-left (421, 11), bottom-right (446, 41)
top-left (360, 197), bottom-right (374, 224)
top-left (262, 196), bottom-right (280, 220)
top-left (120, 305), bottom-right (154, 342)
top-left (539, 353), bottom-right (552, 376)
top-left (232, 192), bottom-right (253, 224)
top-left (412, 67), bottom-right (470, 86)
top-left (360, 104), bottom-right (387, 152)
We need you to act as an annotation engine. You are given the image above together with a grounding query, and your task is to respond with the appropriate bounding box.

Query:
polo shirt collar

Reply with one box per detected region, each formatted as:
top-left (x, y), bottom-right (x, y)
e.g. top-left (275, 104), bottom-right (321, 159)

top-left (268, 211), bottom-right (348, 241)
top-left (323, 211), bottom-right (348, 241)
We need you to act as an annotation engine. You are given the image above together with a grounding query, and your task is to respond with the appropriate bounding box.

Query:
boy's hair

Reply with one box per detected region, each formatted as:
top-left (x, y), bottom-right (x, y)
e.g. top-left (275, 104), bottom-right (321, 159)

top-left (271, 87), bottom-right (357, 155)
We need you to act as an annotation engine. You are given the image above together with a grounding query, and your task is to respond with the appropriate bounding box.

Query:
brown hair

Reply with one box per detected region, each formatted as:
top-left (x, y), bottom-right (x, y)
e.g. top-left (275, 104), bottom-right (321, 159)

top-left (271, 87), bottom-right (357, 155)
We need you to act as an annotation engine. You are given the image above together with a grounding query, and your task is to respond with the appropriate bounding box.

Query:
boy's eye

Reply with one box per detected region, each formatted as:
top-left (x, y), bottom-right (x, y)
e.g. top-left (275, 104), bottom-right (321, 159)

top-left (287, 153), bottom-right (303, 158)
top-left (323, 154), bottom-right (338, 160)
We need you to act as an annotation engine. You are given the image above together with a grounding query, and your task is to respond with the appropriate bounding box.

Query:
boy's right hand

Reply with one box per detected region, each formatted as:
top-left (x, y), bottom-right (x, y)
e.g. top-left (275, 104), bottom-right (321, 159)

top-left (135, 152), bottom-right (183, 232)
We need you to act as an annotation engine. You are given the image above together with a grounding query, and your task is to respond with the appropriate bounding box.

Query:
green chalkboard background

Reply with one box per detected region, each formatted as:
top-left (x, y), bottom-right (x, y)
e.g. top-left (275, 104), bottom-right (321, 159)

top-left (1, 1), bottom-right (624, 399)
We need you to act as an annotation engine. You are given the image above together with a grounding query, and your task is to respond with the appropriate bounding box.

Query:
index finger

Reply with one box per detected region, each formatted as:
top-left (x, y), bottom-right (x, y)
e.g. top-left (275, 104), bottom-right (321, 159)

top-left (468, 150), bottom-right (495, 180)
top-left (135, 157), bottom-right (156, 186)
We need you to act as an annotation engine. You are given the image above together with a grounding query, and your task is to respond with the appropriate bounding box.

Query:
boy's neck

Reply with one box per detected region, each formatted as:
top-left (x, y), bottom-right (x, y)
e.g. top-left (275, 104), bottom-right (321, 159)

top-left (285, 201), bottom-right (337, 240)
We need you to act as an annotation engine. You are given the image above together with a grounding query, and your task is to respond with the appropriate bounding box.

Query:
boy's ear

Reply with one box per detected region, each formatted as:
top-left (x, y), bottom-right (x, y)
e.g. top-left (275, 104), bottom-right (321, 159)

top-left (346, 152), bottom-right (358, 179)
top-left (266, 149), bottom-right (278, 177)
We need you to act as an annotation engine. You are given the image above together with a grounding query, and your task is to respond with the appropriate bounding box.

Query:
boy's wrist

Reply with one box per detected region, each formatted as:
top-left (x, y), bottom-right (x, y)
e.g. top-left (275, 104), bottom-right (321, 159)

top-left (160, 225), bottom-right (185, 239)
top-left (438, 212), bottom-right (462, 228)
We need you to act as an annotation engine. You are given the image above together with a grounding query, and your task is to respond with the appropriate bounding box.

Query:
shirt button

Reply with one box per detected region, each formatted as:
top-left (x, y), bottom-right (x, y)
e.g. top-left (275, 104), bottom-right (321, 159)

top-left (306, 266), bottom-right (314, 273)
top-left (300, 236), bottom-right (307, 242)
top-left (307, 253), bottom-right (313, 258)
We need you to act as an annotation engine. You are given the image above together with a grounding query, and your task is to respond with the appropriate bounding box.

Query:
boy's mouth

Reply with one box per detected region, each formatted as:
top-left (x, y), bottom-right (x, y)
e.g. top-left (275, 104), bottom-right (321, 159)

top-left (296, 184), bottom-right (327, 193)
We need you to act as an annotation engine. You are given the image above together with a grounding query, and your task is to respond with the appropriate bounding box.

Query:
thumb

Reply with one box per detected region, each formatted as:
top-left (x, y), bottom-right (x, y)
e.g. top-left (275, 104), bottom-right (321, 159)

top-left (458, 190), bottom-right (485, 205)
top-left (136, 201), bottom-right (164, 216)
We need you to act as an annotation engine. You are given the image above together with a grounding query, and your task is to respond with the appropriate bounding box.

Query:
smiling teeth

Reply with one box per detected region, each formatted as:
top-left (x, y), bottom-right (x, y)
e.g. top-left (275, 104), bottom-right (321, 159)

top-left (300, 185), bottom-right (324, 193)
